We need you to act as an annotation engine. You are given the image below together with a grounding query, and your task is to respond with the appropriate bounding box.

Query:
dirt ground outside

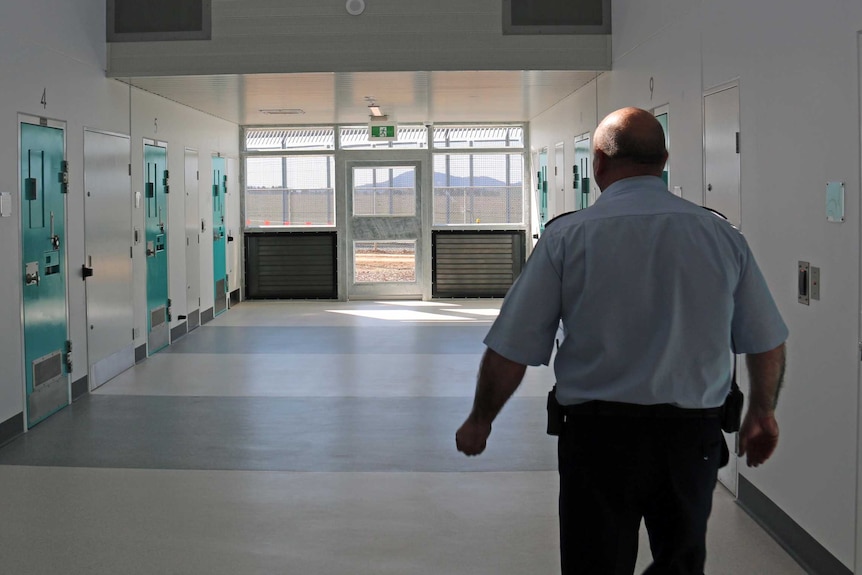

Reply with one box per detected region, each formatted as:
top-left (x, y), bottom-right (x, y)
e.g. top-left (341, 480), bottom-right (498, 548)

top-left (354, 249), bottom-right (416, 283)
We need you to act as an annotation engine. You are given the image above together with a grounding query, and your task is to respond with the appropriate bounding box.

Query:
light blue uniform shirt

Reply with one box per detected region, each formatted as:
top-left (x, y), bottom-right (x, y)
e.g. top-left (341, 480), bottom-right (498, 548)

top-left (485, 176), bottom-right (788, 409)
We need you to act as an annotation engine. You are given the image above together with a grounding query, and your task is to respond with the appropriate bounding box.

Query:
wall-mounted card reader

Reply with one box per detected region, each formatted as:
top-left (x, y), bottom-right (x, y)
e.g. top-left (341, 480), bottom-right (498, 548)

top-left (798, 261), bottom-right (809, 305)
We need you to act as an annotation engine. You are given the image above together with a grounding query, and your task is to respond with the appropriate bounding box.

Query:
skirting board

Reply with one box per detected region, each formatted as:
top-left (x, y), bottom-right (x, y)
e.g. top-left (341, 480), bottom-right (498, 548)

top-left (171, 321), bottom-right (188, 342)
top-left (737, 475), bottom-right (851, 575)
top-left (135, 344), bottom-right (147, 364)
top-left (71, 376), bottom-right (88, 401)
top-left (0, 412), bottom-right (24, 448)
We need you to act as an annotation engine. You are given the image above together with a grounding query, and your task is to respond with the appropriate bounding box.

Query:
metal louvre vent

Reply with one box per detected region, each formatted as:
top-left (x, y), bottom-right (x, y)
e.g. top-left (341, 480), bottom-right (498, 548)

top-left (245, 128), bottom-right (335, 151)
top-left (245, 232), bottom-right (337, 299)
top-left (151, 306), bottom-right (167, 328)
top-left (433, 126), bottom-right (524, 149)
top-left (33, 351), bottom-right (63, 388)
top-left (432, 230), bottom-right (525, 297)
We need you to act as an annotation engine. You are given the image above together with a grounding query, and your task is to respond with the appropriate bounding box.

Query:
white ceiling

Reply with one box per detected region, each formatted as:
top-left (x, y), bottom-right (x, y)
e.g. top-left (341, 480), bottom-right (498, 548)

top-left (126, 70), bottom-right (598, 126)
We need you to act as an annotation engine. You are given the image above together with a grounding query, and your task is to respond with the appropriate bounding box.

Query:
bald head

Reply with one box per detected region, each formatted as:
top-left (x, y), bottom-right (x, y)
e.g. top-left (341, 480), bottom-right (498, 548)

top-left (593, 107), bottom-right (668, 190)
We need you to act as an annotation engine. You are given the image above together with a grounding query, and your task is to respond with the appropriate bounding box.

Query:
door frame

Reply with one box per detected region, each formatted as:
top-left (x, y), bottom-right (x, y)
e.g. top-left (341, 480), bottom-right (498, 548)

top-left (702, 81), bottom-right (741, 228)
top-left (337, 150), bottom-right (431, 300)
top-left (703, 79), bottom-right (741, 495)
top-left (211, 154), bottom-right (228, 316)
top-left (18, 113), bottom-right (70, 428)
top-left (184, 147), bottom-right (201, 330)
top-left (83, 127), bottom-right (134, 391)
top-left (142, 138), bottom-right (170, 354)
top-left (652, 104), bottom-right (671, 191)
top-left (574, 132), bottom-right (592, 210)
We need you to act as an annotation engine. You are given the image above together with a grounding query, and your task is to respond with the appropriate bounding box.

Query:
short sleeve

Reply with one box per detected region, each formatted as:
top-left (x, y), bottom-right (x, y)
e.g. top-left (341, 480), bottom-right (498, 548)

top-left (731, 243), bottom-right (789, 354)
top-left (483, 234), bottom-right (563, 365)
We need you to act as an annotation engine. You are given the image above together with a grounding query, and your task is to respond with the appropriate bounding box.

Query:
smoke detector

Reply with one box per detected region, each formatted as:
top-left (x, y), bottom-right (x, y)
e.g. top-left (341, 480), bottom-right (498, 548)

top-left (346, 0), bottom-right (365, 16)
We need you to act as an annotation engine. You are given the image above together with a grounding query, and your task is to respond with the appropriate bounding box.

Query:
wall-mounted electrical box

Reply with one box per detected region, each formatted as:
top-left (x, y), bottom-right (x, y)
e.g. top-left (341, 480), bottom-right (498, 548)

top-left (810, 266), bottom-right (820, 301)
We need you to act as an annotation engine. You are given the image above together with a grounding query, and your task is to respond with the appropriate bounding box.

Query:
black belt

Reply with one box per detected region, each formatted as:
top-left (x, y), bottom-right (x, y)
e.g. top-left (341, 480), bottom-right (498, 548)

top-left (562, 400), bottom-right (722, 419)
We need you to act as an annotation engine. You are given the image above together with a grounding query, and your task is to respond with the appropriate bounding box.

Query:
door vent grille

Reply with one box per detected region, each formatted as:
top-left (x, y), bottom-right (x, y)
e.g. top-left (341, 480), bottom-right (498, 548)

top-left (151, 306), bottom-right (167, 328)
top-left (33, 351), bottom-right (63, 388)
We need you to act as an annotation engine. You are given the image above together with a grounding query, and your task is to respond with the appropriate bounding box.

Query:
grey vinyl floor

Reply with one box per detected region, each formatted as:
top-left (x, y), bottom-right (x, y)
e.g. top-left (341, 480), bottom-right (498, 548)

top-left (0, 300), bottom-right (806, 574)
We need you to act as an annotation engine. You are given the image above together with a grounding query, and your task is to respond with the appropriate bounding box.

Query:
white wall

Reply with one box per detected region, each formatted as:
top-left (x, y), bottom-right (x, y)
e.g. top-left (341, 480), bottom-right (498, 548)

top-left (530, 0), bottom-right (862, 569)
top-left (129, 89), bottom-right (238, 338)
top-left (0, 0), bottom-right (128, 425)
top-left (0, 0), bottom-right (239, 427)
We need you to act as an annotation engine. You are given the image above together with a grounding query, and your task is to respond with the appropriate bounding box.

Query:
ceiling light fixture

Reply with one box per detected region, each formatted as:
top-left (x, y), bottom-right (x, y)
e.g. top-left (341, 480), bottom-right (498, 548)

top-left (368, 105), bottom-right (384, 117)
top-left (259, 108), bottom-right (305, 115)
top-left (346, 0), bottom-right (366, 16)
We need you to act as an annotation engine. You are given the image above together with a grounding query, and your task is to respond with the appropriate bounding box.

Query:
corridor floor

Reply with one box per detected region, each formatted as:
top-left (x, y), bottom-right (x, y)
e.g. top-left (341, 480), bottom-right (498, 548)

top-left (0, 300), bottom-right (805, 574)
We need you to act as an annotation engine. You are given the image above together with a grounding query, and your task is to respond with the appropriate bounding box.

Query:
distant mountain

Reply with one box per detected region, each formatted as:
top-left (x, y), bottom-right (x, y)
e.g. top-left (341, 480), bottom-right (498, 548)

top-left (357, 172), bottom-right (519, 188)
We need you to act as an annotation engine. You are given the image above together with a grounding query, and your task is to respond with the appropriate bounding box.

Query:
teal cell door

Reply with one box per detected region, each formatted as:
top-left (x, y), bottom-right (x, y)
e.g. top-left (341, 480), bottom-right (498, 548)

top-left (212, 156), bottom-right (227, 316)
top-left (144, 143), bottom-right (170, 354)
top-left (20, 120), bottom-right (70, 427)
top-left (574, 135), bottom-right (591, 210)
top-left (537, 150), bottom-right (548, 232)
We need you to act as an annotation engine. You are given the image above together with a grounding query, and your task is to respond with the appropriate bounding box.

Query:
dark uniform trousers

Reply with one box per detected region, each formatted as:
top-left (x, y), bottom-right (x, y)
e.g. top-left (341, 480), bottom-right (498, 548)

top-left (558, 402), bottom-right (723, 575)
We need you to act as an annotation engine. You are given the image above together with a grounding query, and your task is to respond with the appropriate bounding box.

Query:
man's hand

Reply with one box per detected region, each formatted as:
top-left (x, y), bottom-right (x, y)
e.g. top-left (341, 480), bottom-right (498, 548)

top-left (456, 418), bottom-right (492, 456)
top-left (738, 410), bottom-right (779, 467)
top-left (455, 348), bottom-right (527, 457)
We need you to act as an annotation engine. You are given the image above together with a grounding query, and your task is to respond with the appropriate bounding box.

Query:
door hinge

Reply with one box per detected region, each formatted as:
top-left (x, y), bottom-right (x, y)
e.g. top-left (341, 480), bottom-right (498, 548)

top-left (59, 161), bottom-right (69, 194)
top-left (130, 246), bottom-right (133, 258)
top-left (735, 132), bottom-right (740, 154)
top-left (128, 163), bottom-right (132, 176)
top-left (64, 340), bottom-right (73, 372)
top-left (197, 170), bottom-right (200, 180)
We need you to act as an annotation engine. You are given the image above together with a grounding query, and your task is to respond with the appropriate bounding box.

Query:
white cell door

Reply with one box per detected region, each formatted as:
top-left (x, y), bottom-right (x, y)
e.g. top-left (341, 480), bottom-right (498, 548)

top-left (704, 84), bottom-right (741, 495)
top-left (84, 129), bottom-right (134, 390)
top-left (704, 86), bottom-right (741, 228)
top-left (185, 148), bottom-right (201, 329)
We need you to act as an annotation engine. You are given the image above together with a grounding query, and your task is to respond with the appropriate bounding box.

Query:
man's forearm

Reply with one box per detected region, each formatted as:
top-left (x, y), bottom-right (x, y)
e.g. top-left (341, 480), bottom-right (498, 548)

top-left (468, 348), bottom-right (528, 425)
top-left (745, 343), bottom-right (786, 413)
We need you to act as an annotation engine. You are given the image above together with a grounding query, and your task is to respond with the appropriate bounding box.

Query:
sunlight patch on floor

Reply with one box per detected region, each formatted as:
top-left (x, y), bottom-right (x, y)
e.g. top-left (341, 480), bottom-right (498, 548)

top-left (327, 309), bottom-right (474, 321)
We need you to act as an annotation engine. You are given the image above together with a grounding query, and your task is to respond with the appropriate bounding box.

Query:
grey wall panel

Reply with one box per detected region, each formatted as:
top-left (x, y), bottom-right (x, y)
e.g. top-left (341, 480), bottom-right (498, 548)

top-left (432, 231), bottom-right (525, 297)
top-left (246, 232), bottom-right (337, 299)
top-left (108, 0), bottom-right (610, 76)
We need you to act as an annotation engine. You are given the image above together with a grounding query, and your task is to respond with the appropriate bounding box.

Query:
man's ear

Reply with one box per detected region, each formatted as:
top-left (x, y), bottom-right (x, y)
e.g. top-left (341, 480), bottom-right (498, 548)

top-left (593, 150), bottom-right (607, 179)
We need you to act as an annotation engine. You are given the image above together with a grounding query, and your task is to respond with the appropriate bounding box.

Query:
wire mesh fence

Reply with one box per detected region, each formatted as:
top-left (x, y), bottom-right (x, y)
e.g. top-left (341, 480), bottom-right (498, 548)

top-left (245, 188), bottom-right (335, 226)
top-left (433, 187), bottom-right (524, 224)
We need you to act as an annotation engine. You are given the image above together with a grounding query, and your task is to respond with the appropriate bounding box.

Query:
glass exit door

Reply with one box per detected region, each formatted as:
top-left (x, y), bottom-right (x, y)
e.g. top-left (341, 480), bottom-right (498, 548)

top-left (346, 160), bottom-right (423, 299)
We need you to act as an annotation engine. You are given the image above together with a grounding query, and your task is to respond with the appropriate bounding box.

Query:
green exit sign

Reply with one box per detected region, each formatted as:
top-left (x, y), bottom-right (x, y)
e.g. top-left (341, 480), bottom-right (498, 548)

top-left (369, 124), bottom-right (397, 140)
